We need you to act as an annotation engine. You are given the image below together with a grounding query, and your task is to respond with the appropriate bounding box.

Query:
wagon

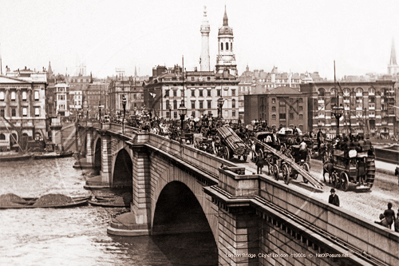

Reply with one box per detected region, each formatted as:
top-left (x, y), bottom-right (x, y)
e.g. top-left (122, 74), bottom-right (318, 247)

top-left (216, 126), bottom-right (251, 162)
top-left (323, 141), bottom-right (375, 192)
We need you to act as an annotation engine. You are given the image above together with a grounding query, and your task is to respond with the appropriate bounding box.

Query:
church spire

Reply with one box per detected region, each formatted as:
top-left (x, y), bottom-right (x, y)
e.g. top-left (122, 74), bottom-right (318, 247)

top-left (223, 5), bottom-right (228, 26)
top-left (390, 39), bottom-right (397, 65)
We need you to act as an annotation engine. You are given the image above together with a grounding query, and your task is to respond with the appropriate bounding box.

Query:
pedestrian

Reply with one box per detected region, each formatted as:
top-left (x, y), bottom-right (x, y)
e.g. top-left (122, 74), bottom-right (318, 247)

top-left (395, 210), bottom-right (399, 233)
top-left (395, 166), bottom-right (399, 186)
top-left (383, 203), bottom-right (395, 229)
top-left (256, 156), bottom-right (264, 174)
top-left (328, 188), bottom-right (340, 207)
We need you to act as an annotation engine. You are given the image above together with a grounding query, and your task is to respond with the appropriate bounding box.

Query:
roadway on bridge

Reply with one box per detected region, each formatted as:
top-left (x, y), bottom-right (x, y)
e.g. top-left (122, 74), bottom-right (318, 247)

top-left (235, 156), bottom-right (399, 227)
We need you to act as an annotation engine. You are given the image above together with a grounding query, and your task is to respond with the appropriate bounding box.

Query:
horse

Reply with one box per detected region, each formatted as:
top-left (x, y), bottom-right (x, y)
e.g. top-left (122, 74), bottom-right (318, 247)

top-left (323, 159), bottom-right (336, 184)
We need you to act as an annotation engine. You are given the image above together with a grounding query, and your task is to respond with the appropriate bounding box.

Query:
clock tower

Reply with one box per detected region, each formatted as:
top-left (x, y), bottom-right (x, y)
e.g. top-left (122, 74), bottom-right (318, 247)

top-left (215, 6), bottom-right (237, 76)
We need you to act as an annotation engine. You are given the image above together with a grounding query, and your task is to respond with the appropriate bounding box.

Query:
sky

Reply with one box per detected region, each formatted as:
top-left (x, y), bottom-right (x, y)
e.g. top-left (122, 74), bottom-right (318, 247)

top-left (1, 0), bottom-right (399, 80)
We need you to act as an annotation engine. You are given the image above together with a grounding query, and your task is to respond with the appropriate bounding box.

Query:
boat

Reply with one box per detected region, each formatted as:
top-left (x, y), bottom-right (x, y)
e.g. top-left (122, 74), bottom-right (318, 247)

top-left (0, 153), bottom-right (34, 162)
top-left (88, 199), bottom-right (130, 208)
top-left (33, 151), bottom-right (74, 160)
top-left (0, 199), bottom-right (89, 209)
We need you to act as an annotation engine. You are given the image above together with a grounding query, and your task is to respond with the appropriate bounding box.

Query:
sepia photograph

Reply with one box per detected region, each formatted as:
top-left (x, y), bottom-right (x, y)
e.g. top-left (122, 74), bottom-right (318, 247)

top-left (0, 0), bottom-right (399, 265)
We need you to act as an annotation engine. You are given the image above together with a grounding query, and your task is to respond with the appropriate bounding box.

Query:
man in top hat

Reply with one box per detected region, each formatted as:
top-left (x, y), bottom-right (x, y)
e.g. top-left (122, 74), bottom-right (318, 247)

top-left (328, 188), bottom-right (340, 207)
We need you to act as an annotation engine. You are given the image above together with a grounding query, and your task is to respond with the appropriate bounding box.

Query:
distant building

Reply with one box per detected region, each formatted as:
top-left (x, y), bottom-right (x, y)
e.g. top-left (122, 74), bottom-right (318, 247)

top-left (144, 65), bottom-right (239, 121)
top-left (0, 67), bottom-right (48, 150)
top-left (238, 66), bottom-right (325, 120)
top-left (86, 82), bottom-right (108, 119)
top-left (300, 80), bottom-right (396, 137)
top-left (54, 83), bottom-right (69, 116)
top-left (244, 86), bottom-right (309, 132)
top-left (108, 77), bottom-right (144, 117)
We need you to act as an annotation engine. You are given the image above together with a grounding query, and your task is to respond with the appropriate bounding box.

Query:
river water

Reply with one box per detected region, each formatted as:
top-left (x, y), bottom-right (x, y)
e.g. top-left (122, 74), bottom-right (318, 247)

top-left (0, 158), bottom-right (217, 266)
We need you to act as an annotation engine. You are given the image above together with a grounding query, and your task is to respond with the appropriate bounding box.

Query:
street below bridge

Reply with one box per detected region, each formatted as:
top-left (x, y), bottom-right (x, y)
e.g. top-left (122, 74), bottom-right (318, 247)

top-left (235, 156), bottom-right (399, 226)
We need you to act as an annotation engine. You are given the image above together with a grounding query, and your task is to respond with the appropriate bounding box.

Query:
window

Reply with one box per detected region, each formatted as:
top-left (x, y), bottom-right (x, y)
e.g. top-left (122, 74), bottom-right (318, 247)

top-left (207, 89), bottom-right (211, 97)
top-left (199, 101), bottom-right (204, 109)
top-left (299, 106), bottom-right (303, 112)
top-left (232, 99), bottom-right (236, 108)
top-left (226, 42), bottom-right (229, 50)
top-left (11, 91), bottom-right (16, 101)
top-left (165, 89), bottom-right (169, 97)
top-left (199, 90), bottom-right (203, 97)
top-left (22, 91), bottom-right (27, 101)
top-left (173, 90), bottom-right (177, 97)
top-left (12, 108), bottom-right (16, 117)
top-left (272, 98), bottom-right (276, 104)
top-left (272, 106), bottom-right (276, 112)
top-left (207, 100), bottom-right (212, 109)
top-left (232, 110), bottom-right (236, 117)
top-left (166, 100), bottom-right (170, 110)
top-left (191, 90), bottom-right (195, 97)
top-left (0, 109), bottom-right (4, 117)
top-left (232, 89), bottom-right (236, 96)
top-left (221, 43), bottom-right (223, 50)
top-left (289, 113), bottom-right (294, 120)
top-left (173, 100), bottom-right (177, 109)
top-left (369, 120), bottom-right (375, 129)
top-left (23, 107), bottom-right (27, 117)
top-left (166, 112), bottom-right (170, 118)
top-left (191, 101), bottom-right (195, 109)
top-left (0, 91), bottom-right (4, 101)
top-left (279, 101), bottom-right (286, 120)
top-left (299, 114), bottom-right (303, 120)
top-left (0, 133), bottom-right (5, 140)
top-left (58, 95), bottom-right (65, 100)
top-left (34, 91), bottom-right (39, 101)
top-left (272, 114), bottom-right (276, 120)
top-left (369, 97), bottom-right (375, 103)
top-left (191, 111), bottom-right (195, 117)
top-left (173, 112), bottom-right (177, 119)
top-left (217, 90), bottom-right (221, 96)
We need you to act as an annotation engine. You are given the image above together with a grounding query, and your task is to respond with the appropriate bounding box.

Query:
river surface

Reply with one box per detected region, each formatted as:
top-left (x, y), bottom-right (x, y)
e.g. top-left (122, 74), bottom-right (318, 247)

top-left (0, 158), bottom-right (217, 266)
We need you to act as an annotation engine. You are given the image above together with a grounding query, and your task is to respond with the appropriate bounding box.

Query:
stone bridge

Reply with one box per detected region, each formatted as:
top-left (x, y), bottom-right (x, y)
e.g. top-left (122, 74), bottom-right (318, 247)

top-left (74, 122), bottom-right (399, 266)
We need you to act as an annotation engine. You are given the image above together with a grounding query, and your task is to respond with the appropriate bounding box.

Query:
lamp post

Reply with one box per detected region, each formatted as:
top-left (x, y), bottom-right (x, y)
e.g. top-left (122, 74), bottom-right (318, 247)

top-left (122, 95), bottom-right (127, 134)
top-left (332, 104), bottom-right (344, 137)
top-left (217, 97), bottom-right (224, 119)
top-left (98, 103), bottom-right (102, 129)
top-left (83, 100), bottom-right (88, 127)
top-left (178, 103), bottom-right (187, 143)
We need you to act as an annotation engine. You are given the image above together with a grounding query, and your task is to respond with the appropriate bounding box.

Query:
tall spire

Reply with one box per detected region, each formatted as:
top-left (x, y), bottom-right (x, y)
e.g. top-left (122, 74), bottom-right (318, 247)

top-left (223, 5), bottom-right (228, 26)
top-left (200, 6), bottom-right (210, 71)
top-left (134, 66), bottom-right (137, 77)
top-left (390, 39), bottom-right (397, 65)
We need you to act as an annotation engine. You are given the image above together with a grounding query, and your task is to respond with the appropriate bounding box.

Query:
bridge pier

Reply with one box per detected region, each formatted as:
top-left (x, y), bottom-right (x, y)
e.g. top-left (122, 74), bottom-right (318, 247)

top-left (100, 133), bottom-right (111, 185)
top-left (86, 131), bottom-right (93, 165)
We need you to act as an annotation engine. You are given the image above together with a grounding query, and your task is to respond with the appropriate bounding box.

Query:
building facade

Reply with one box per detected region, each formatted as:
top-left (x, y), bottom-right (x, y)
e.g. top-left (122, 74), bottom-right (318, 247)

top-left (108, 77), bottom-right (144, 117)
top-left (144, 66), bottom-right (239, 121)
top-left (244, 86), bottom-right (309, 132)
top-left (300, 81), bottom-right (396, 137)
top-left (0, 69), bottom-right (47, 150)
top-left (55, 83), bottom-right (69, 116)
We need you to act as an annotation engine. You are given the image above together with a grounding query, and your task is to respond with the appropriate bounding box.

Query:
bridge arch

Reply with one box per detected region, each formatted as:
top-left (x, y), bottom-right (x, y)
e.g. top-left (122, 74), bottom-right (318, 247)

top-left (112, 147), bottom-right (133, 188)
top-left (152, 180), bottom-right (218, 264)
top-left (93, 137), bottom-right (101, 171)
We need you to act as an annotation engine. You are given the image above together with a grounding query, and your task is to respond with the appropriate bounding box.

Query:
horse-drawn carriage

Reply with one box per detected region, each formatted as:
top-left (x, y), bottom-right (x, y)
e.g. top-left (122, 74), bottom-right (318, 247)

top-left (323, 140), bottom-right (376, 192)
